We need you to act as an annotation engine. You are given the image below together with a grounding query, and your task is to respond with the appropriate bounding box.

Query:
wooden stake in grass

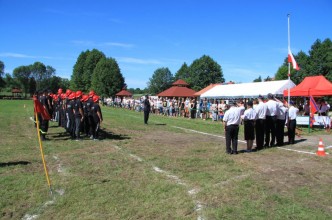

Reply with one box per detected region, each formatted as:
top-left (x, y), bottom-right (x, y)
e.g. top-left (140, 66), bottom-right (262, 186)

top-left (33, 97), bottom-right (53, 196)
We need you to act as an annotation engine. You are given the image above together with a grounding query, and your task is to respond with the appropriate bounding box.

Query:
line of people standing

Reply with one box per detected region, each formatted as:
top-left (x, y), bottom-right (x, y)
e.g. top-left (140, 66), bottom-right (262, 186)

top-left (223, 93), bottom-right (299, 155)
top-left (36, 88), bottom-right (103, 141)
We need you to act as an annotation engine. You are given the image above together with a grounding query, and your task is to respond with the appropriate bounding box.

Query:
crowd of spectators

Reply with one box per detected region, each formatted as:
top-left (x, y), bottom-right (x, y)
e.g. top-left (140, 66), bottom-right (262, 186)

top-left (104, 96), bottom-right (232, 120)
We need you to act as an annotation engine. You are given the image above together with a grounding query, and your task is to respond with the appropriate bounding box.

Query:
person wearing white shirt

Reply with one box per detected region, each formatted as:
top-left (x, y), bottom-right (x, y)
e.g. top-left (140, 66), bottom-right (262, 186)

top-left (241, 101), bottom-right (256, 152)
top-left (223, 101), bottom-right (242, 154)
top-left (287, 101), bottom-right (299, 144)
top-left (254, 95), bottom-right (267, 150)
top-left (265, 93), bottom-right (279, 147)
top-left (318, 99), bottom-right (329, 116)
top-left (276, 101), bottom-right (288, 146)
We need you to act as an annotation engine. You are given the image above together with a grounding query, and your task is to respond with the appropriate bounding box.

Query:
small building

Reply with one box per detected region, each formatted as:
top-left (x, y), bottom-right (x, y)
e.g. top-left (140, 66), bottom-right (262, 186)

top-left (157, 79), bottom-right (196, 98)
top-left (115, 89), bottom-right (133, 98)
top-left (12, 88), bottom-right (23, 98)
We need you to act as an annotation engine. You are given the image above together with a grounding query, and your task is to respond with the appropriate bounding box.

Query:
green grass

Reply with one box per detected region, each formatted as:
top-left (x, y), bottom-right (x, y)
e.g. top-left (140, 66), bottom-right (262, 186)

top-left (1, 100), bottom-right (332, 219)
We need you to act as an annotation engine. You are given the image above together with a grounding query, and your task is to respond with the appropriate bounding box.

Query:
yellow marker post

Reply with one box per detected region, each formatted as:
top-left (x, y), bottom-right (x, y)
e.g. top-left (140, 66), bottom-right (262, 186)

top-left (35, 112), bottom-right (53, 195)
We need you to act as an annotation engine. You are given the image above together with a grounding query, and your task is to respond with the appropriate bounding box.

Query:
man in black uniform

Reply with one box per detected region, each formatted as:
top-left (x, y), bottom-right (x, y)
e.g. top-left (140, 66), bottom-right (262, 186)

top-left (74, 91), bottom-right (84, 141)
top-left (66, 93), bottom-right (75, 139)
top-left (143, 95), bottom-right (151, 124)
top-left (87, 90), bottom-right (95, 139)
top-left (91, 95), bottom-right (103, 140)
top-left (81, 94), bottom-right (90, 137)
top-left (39, 90), bottom-right (51, 141)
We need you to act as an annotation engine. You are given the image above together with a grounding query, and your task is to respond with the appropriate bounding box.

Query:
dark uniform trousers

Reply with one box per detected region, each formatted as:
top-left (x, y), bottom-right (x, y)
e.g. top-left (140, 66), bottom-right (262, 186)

top-left (265, 115), bottom-right (277, 147)
top-left (276, 119), bottom-right (286, 146)
top-left (288, 119), bottom-right (296, 144)
top-left (144, 110), bottom-right (149, 124)
top-left (225, 124), bottom-right (239, 154)
top-left (255, 119), bottom-right (265, 149)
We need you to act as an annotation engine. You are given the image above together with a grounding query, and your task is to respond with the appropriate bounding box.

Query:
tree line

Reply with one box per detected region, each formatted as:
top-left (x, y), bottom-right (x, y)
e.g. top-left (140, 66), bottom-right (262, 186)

top-left (0, 61), bottom-right (69, 98)
top-left (0, 38), bottom-right (330, 98)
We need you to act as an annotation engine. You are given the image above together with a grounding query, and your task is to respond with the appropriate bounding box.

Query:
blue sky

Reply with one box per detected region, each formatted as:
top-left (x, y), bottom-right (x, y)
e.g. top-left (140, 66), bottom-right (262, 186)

top-left (1, 0), bottom-right (331, 89)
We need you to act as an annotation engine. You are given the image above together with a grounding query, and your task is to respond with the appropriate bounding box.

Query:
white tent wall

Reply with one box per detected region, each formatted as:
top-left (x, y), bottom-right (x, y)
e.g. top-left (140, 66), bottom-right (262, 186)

top-left (200, 80), bottom-right (296, 99)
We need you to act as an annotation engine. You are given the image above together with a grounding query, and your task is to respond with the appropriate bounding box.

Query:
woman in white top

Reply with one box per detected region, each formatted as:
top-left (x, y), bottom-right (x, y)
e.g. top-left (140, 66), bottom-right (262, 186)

top-left (242, 101), bottom-right (257, 152)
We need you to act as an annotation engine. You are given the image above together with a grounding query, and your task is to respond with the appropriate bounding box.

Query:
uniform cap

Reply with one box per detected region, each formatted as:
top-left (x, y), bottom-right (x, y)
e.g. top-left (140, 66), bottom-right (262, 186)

top-left (68, 93), bottom-right (76, 100)
top-left (66, 89), bottom-right (72, 96)
top-left (92, 95), bottom-right (99, 103)
top-left (76, 90), bottom-right (82, 98)
top-left (89, 90), bottom-right (95, 97)
top-left (82, 95), bottom-right (89, 102)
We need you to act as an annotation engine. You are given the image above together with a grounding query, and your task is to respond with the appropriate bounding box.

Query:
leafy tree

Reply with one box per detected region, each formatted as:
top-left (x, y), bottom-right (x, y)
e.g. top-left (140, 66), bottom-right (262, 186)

top-left (91, 57), bottom-right (124, 97)
top-left (174, 62), bottom-right (190, 81)
top-left (83, 49), bottom-right (106, 92)
top-left (264, 76), bottom-right (273, 82)
top-left (0, 60), bottom-right (5, 89)
top-left (4, 73), bottom-right (20, 91)
top-left (147, 67), bottom-right (173, 95)
top-left (308, 38), bottom-right (332, 81)
top-left (275, 38), bottom-right (332, 84)
top-left (253, 76), bottom-right (262, 82)
top-left (188, 55), bottom-right (224, 91)
top-left (71, 50), bottom-right (89, 91)
top-left (13, 65), bottom-right (31, 98)
top-left (30, 62), bottom-right (46, 90)
top-left (29, 77), bottom-right (36, 96)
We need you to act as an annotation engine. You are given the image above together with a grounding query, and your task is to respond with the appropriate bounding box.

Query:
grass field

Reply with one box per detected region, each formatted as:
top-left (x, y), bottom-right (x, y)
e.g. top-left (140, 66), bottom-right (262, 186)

top-left (1, 100), bottom-right (332, 219)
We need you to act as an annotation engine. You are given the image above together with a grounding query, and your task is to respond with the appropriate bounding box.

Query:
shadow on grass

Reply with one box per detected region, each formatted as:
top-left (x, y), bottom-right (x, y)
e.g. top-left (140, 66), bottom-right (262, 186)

top-left (0, 161), bottom-right (31, 167)
top-left (99, 129), bottom-right (130, 141)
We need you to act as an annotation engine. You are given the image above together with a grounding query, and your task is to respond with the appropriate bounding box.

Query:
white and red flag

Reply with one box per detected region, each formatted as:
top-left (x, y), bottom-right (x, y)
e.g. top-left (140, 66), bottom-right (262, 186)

top-left (288, 47), bottom-right (300, 70)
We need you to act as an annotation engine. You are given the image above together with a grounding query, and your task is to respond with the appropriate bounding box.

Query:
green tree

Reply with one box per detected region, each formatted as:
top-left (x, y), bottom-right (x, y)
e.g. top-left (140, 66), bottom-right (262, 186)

top-left (174, 62), bottom-right (190, 81)
top-left (308, 38), bottom-right (332, 81)
top-left (253, 76), bottom-right (262, 82)
top-left (29, 77), bottom-right (36, 96)
top-left (147, 67), bottom-right (173, 95)
top-left (0, 60), bottom-right (5, 89)
top-left (4, 73), bottom-right (20, 91)
top-left (188, 55), bottom-right (224, 91)
top-left (13, 65), bottom-right (31, 98)
top-left (83, 49), bottom-right (106, 92)
top-left (71, 50), bottom-right (90, 91)
top-left (275, 38), bottom-right (332, 84)
top-left (30, 61), bottom-right (47, 90)
top-left (91, 57), bottom-right (124, 97)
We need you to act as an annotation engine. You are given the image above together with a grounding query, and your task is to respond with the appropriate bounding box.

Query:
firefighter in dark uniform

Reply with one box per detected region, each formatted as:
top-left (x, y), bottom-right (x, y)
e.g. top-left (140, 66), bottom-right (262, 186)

top-left (73, 91), bottom-right (84, 141)
top-left (81, 94), bottom-right (90, 137)
top-left (91, 95), bottom-right (103, 140)
top-left (39, 90), bottom-right (51, 141)
top-left (87, 90), bottom-right (95, 139)
top-left (66, 93), bottom-right (75, 139)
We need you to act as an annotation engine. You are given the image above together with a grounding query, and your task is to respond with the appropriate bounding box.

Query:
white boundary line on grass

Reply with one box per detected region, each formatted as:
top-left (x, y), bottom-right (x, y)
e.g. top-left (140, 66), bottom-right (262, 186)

top-left (114, 145), bottom-right (205, 220)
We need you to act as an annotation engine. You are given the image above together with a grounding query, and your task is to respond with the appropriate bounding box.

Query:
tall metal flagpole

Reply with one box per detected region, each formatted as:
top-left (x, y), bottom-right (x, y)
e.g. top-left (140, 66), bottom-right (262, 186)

top-left (287, 14), bottom-right (291, 105)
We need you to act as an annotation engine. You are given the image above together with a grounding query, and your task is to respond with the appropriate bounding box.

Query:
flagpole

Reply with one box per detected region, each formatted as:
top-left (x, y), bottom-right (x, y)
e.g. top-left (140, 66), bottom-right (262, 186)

top-left (287, 14), bottom-right (291, 105)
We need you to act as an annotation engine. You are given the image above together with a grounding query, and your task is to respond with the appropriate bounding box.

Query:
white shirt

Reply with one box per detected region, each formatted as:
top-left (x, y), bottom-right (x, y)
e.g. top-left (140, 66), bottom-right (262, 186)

top-left (254, 101), bottom-right (267, 119)
top-left (242, 108), bottom-right (257, 120)
top-left (277, 103), bottom-right (288, 120)
top-left (288, 106), bottom-right (299, 120)
top-left (223, 106), bottom-right (241, 126)
top-left (266, 99), bottom-right (278, 116)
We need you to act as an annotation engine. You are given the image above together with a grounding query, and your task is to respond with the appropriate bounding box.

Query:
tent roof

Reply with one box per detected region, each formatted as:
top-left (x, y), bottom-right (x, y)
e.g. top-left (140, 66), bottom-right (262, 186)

top-left (194, 83), bottom-right (220, 96)
top-left (116, 89), bottom-right (132, 96)
top-left (157, 86), bottom-right (196, 97)
top-left (283, 75), bottom-right (332, 96)
top-left (172, 79), bottom-right (189, 86)
top-left (201, 80), bottom-right (295, 99)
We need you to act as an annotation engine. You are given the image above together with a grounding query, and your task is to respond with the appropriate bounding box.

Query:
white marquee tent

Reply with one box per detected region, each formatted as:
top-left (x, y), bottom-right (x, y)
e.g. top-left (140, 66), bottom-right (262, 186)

top-left (200, 80), bottom-right (296, 99)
